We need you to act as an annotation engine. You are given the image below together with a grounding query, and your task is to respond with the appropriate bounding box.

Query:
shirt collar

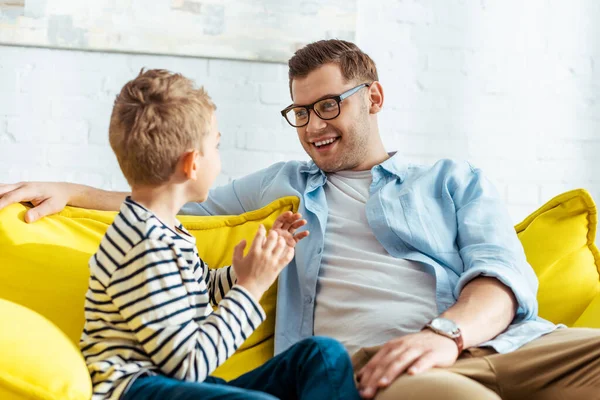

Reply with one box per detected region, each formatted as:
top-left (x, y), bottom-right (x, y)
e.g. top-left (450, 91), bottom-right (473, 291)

top-left (300, 151), bottom-right (410, 184)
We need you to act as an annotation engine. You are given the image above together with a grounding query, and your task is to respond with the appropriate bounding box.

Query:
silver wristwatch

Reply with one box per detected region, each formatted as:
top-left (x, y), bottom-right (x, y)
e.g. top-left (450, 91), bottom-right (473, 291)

top-left (423, 317), bottom-right (464, 353)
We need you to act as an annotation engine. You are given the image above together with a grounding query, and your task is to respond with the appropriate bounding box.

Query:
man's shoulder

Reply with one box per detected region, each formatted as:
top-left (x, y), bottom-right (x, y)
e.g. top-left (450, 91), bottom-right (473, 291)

top-left (254, 159), bottom-right (314, 178)
top-left (405, 158), bottom-right (480, 183)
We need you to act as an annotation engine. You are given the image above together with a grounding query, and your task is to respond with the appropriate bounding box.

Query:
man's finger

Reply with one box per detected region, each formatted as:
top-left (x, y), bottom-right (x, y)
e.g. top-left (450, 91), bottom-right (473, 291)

top-left (357, 346), bottom-right (394, 393)
top-left (365, 348), bottom-right (411, 391)
top-left (0, 183), bottom-right (21, 196)
top-left (376, 349), bottom-right (422, 388)
top-left (407, 351), bottom-right (436, 376)
top-left (0, 188), bottom-right (30, 211)
top-left (359, 344), bottom-right (395, 378)
top-left (24, 199), bottom-right (61, 223)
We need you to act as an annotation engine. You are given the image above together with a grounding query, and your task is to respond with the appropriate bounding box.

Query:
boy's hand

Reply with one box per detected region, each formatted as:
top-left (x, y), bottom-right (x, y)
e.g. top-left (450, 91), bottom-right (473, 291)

top-left (232, 225), bottom-right (295, 301)
top-left (271, 211), bottom-right (309, 247)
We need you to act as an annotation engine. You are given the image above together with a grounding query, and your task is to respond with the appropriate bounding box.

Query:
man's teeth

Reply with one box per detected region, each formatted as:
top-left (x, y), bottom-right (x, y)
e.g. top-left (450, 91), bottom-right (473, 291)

top-left (314, 138), bottom-right (336, 147)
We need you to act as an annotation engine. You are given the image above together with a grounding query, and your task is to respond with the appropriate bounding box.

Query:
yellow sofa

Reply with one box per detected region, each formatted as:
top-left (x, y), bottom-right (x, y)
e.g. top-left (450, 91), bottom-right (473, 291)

top-left (0, 191), bottom-right (599, 400)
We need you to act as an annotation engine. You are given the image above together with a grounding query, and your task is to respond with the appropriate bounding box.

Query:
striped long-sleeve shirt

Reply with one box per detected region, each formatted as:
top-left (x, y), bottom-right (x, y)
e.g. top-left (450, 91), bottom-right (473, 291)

top-left (80, 198), bottom-right (266, 400)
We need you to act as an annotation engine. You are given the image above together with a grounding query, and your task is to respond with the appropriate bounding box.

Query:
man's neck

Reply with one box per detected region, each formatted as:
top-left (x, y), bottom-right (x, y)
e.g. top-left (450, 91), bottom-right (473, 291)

top-left (130, 184), bottom-right (187, 231)
top-left (350, 150), bottom-right (390, 171)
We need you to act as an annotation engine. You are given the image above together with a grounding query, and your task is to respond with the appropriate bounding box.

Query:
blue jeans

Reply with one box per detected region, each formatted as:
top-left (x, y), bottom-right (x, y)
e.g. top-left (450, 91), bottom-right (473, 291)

top-left (121, 336), bottom-right (361, 400)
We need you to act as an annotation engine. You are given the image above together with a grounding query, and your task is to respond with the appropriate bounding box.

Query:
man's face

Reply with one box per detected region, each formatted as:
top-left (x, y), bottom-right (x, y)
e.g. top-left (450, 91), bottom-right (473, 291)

top-left (290, 64), bottom-right (372, 173)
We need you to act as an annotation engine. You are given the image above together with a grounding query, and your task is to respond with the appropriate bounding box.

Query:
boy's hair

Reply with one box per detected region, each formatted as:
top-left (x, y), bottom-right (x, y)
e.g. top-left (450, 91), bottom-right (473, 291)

top-left (109, 68), bottom-right (216, 187)
top-left (287, 39), bottom-right (378, 97)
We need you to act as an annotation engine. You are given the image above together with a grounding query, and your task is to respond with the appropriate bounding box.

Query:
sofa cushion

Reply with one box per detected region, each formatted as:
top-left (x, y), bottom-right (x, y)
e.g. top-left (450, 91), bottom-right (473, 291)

top-left (0, 298), bottom-right (92, 400)
top-left (516, 189), bottom-right (600, 327)
top-left (0, 196), bottom-right (299, 382)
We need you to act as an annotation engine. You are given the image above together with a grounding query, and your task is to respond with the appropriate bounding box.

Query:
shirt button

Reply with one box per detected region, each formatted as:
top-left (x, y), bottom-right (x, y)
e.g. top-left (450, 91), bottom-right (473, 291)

top-left (304, 295), bottom-right (313, 304)
top-left (317, 247), bottom-right (323, 254)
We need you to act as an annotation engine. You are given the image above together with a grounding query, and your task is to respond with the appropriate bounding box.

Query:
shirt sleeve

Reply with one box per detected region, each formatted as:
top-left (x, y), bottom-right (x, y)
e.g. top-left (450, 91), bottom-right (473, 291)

top-left (178, 162), bottom-right (286, 216)
top-left (450, 161), bottom-right (539, 323)
top-left (107, 239), bottom-right (265, 382)
top-left (204, 264), bottom-right (238, 306)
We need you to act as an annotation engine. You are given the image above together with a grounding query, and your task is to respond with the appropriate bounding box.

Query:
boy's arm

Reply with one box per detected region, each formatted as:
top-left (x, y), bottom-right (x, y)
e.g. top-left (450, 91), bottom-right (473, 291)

top-left (205, 265), bottom-right (237, 306)
top-left (108, 239), bottom-right (265, 382)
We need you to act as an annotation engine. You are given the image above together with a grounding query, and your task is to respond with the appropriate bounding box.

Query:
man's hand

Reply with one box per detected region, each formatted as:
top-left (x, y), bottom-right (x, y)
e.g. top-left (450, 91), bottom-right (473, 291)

top-left (356, 330), bottom-right (460, 399)
top-left (0, 181), bottom-right (127, 222)
top-left (0, 182), bottom-right (73, 223)
top-left (270, 211), bottom-right (309, 247)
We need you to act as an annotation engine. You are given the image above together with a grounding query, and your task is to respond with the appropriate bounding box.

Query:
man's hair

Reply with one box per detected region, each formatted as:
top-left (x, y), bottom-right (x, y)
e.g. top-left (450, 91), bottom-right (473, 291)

top-left (288, 39), bottom-right (379, 96)
top-left (109, 68), bottom-right (216, 187)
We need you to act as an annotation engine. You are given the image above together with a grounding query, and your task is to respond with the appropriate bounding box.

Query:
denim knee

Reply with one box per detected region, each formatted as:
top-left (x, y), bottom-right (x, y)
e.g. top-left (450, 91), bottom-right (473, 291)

top-left (298, 336), bottom-right (347, 356)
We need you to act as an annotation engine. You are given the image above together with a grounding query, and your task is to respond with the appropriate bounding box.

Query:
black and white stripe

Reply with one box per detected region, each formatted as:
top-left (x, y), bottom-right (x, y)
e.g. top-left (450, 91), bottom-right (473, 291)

top-left (80, 198), bottom-right (265, 400)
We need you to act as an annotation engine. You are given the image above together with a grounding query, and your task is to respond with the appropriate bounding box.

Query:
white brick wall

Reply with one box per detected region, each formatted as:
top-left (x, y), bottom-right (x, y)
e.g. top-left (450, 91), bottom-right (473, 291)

top-left (1, 0), bottom-right (600, 224)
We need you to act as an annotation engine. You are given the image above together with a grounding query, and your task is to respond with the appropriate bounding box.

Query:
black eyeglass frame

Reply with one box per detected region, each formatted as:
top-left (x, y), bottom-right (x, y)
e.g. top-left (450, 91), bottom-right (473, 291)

top-left (280, 83), bottom-right (371, 128)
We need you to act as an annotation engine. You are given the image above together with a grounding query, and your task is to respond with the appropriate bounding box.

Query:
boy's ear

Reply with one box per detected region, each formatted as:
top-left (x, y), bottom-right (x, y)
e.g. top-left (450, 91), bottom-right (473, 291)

top-left (182, 149), bottom-right (201, 180)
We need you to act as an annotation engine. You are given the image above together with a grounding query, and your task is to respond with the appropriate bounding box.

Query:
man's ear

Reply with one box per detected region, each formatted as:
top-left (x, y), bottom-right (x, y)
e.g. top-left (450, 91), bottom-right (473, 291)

top-left (368, 81), bottom-right (384, 114)
top-left (182, 149), bottom-right (201, 180)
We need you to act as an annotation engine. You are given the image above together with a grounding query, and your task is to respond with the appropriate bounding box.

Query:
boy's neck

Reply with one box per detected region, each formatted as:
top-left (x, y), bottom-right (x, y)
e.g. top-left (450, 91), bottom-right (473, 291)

top-left (130, 183), bottom-right (187, 231)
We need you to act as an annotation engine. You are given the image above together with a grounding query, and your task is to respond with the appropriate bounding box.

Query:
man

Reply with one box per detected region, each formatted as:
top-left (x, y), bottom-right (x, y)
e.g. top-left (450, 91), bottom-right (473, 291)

top-left (1, 40), bottom-right (599, 399)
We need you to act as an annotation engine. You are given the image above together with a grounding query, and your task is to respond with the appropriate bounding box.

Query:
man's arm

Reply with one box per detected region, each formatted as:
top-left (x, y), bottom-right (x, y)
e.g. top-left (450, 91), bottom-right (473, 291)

top-left (0, 182), bottom-right (127, 223)
top-left (180, 162), bottom-right (286, 217)
top-left (357, 276), bottom-right (517, 399)
top-left (0, 161), bottom-right (284, 221)
top-left (441, 276), bottom-right (517, 349)
top-left (356, 161), bottom-right (536, 399)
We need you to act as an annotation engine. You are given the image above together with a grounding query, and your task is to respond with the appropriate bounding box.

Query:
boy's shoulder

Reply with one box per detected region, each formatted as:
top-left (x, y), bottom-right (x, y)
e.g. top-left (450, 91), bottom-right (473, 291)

top-left (90, 199), bottom-right (184, 283)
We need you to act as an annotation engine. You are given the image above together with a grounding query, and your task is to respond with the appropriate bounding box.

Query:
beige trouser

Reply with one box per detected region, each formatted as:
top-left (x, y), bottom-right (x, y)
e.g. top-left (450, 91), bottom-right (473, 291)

top-left (351, 328), bottom-right (600, 400)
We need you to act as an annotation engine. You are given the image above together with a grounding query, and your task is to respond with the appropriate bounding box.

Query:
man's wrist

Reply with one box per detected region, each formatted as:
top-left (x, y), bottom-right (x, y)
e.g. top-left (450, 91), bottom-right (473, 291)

top-left (423, 317), bottom-right (464, 353)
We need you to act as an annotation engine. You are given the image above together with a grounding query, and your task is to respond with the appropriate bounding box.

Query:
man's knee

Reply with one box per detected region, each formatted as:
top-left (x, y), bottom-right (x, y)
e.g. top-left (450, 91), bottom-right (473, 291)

top-left (375, 369), bottom-right (501, 400)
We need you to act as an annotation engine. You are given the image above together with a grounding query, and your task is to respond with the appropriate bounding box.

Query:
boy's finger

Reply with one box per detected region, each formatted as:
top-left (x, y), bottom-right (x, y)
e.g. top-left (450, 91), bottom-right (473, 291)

top-left (272, 236), bottom-right (286, 259)
top-left (251, 225), bottom-right (266, 251)
top-left (263, 230), bottom-right (279, 253)
top-left (288, 219), bottom-right (307, 233)
top-left (279, 211), bottom-right (295, 230)
top-left (293, 231), bottom-right (310, 242)
top-left (233, 240), bottom-right (247, 261)
top-left (281, 246), bottom-right (294, 265)
top-left (272, 211), bottom-right (291, 230)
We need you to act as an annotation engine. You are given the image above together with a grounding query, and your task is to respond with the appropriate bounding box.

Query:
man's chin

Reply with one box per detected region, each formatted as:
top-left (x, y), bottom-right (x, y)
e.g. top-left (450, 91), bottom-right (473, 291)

top-left (312, 158), bottom-right (343, 173)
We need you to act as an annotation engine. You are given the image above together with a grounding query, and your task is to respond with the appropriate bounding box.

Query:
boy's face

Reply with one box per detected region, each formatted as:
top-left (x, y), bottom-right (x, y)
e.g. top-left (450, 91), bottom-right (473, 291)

top-left (193, 113), bottom-right (221, 202)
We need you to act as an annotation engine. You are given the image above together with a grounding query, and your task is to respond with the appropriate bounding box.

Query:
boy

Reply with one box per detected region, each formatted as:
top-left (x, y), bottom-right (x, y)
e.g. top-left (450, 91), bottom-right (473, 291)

top-left (79, 69), bottom-right (360, 400)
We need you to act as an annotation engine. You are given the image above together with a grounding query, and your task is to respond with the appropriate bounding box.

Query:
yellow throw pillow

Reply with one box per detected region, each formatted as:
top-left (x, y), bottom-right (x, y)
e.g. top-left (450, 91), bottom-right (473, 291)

top-left (0, 298), bottom-right (92, 400)
top-left (516, 189), bottom-right (600, 327)
top-left (573, 293), bottom-right (600, 328)
top-left (0, 196), bottom-right (299, 389)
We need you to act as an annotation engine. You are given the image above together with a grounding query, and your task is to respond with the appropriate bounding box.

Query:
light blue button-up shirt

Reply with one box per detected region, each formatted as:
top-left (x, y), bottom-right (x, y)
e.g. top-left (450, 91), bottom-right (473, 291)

top-left (181, 153), bottom-right (557, 355)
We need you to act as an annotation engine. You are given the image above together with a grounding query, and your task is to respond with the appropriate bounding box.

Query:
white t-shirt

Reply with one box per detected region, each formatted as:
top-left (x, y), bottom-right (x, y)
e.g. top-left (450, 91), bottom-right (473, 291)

top-left (313, 170), bottom-right (438, 355)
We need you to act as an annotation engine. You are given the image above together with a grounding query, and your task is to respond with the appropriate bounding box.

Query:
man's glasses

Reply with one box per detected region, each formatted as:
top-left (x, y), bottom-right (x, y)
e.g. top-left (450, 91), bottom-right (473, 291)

top-left (280, 83), bottom-right (371, 128)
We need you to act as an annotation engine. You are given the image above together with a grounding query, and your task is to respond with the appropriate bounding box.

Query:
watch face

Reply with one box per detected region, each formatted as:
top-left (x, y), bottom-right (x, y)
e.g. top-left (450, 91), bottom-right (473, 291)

top-left (431, 318), bottom-right (458, 334)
